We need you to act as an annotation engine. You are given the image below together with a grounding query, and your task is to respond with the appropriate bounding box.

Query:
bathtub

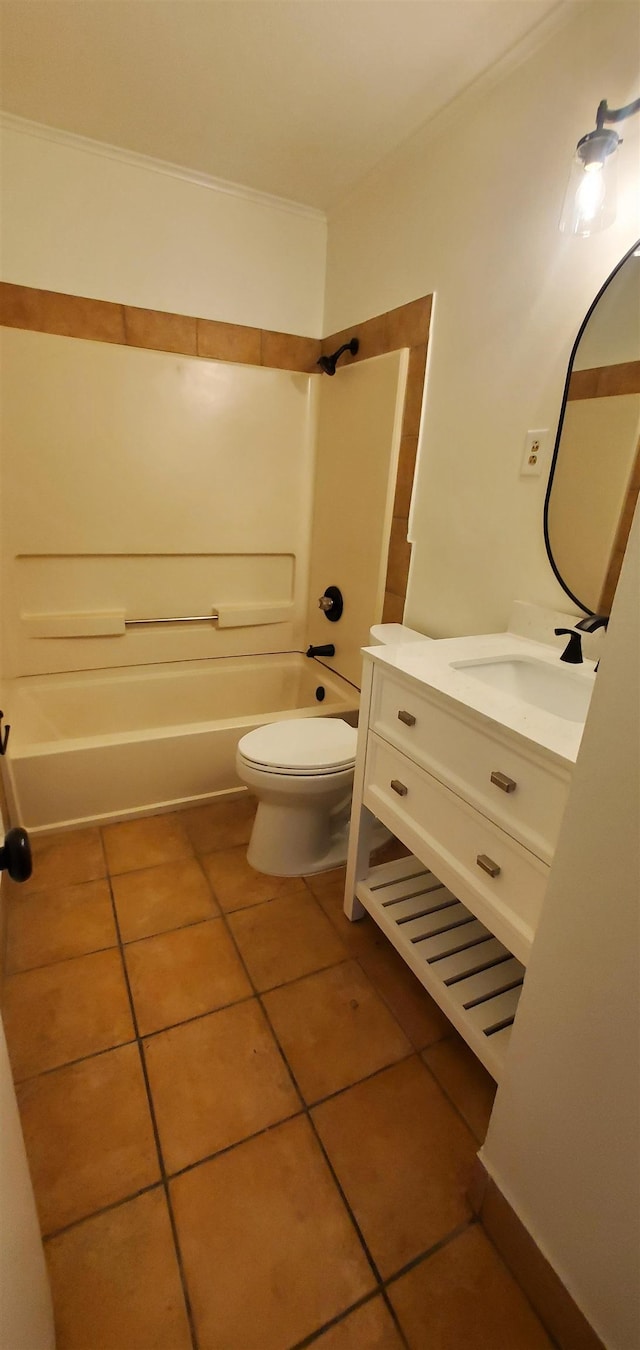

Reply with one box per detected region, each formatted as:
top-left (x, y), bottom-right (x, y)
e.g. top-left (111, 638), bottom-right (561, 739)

top-left (3, 654), bottom-right (358, 832)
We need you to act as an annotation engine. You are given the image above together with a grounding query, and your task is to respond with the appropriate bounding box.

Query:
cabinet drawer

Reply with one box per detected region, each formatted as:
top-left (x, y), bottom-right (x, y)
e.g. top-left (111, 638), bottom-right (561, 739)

top-left (371, 668), bottom-right (569, 862)
top-left (364, 734), bottom-right (547, 963)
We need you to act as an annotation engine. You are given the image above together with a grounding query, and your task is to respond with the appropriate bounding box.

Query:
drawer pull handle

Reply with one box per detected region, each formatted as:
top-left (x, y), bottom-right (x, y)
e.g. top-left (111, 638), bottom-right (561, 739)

top-left (490, 770), bottom-right (517, 794)
top-left (397, 710), bottom-right (416, 727)
top-left (477, 853), bottom-right (501, 878)
top-left (390, 779), bottom-right (408, 797)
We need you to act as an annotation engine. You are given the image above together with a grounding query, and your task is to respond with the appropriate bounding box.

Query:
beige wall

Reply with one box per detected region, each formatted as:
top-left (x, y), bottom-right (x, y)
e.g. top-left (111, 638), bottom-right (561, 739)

top-left (0, 117), bottom-right (326, 336)
top-left (1, 328), bottom-right (316, 675)
top-left (306, 351), bottom-right (407, 686)
top-left (322, 7), bottom-right (640, 1341)
top-left (323, 1), bottom-right (640, 637)
top-left (482, 501), bottom-right (640, 1350)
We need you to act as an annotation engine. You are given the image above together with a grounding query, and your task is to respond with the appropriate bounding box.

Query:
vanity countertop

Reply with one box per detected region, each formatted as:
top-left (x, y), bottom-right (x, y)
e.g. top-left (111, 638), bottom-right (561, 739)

top-left (363, 631), bottom-right (595, 767)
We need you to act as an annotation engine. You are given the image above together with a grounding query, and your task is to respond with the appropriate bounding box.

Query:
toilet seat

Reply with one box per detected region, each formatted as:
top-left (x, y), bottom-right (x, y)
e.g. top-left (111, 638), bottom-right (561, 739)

top-left (238, 717), bottom-right (357, 776)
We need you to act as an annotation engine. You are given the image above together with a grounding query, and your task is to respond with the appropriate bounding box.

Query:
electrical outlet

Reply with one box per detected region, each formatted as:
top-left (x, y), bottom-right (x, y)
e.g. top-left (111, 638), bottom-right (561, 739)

top-left (520, 429), bottom-right (548, 477)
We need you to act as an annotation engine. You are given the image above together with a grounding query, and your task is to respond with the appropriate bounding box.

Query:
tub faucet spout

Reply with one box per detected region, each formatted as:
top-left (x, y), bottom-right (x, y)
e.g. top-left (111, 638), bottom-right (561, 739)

top-left (306, 643), bottom-right (335, 659)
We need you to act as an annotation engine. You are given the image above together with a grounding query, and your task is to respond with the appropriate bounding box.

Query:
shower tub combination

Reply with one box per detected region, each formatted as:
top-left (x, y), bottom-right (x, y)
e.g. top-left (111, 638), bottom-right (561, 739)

top-left (3, 654), bottom-right (358, 832)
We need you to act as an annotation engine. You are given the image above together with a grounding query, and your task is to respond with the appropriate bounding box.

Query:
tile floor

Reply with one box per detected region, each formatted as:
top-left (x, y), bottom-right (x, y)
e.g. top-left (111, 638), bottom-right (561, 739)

top-left (2, 795), bottom-right (555, 1349)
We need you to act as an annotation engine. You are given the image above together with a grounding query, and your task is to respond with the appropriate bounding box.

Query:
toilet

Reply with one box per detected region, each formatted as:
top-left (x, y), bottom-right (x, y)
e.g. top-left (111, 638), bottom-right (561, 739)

top-left (236, 623), bottom-right (427, 876)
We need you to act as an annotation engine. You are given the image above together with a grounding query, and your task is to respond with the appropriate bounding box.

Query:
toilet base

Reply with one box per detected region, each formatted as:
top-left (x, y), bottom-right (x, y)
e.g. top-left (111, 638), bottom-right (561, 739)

top-left (247, 801), bottom-right (390, 877)
top-left (237, 734), bottom-right (390, 877)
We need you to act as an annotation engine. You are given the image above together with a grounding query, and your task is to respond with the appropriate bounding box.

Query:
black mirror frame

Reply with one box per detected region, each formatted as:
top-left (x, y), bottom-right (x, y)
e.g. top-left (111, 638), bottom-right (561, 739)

top-left (543, 236), bottom-right (640, 616)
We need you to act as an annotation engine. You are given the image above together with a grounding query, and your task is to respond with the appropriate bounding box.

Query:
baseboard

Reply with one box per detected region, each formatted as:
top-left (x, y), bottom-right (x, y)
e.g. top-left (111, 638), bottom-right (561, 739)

top-left (469, 1161), bottom-right (605, 1350)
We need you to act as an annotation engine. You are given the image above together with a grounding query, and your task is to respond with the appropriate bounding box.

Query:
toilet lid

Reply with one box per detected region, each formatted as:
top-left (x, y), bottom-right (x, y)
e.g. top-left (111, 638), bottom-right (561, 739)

top-left (238, 717), bottom-right (357, 773)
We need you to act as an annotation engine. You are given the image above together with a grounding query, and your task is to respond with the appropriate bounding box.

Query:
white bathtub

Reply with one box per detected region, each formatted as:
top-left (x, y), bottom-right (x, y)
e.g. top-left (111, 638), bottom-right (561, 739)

top-left (3, 654), bottom-right (358, 832)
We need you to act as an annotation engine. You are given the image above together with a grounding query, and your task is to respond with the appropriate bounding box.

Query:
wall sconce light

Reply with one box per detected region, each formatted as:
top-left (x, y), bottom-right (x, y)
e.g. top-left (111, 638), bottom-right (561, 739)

top-left (560, 97), bottom-right (640, 236)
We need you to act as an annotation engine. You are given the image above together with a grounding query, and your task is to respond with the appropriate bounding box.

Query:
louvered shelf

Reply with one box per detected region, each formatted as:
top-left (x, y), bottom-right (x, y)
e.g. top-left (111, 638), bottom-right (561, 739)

top-left (356, 854), bottom-right (525, 1081)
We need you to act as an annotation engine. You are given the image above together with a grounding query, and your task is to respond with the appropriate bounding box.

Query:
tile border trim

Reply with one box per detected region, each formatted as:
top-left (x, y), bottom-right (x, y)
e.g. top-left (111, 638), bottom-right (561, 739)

top-left (567, 360), bottom-right (640, 400)
top-left (0, 281), bottom-right (322, 372)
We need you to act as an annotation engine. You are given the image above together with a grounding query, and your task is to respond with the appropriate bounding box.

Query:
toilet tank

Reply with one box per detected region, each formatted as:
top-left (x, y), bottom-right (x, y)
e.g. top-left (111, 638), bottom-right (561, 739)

top-left (369, 623), bottom-right (430, 645)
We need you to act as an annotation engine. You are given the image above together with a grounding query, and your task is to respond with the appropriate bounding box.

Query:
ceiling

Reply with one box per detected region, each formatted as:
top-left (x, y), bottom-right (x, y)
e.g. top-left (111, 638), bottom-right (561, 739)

top-left (0, 0), bottom-right (565, 210)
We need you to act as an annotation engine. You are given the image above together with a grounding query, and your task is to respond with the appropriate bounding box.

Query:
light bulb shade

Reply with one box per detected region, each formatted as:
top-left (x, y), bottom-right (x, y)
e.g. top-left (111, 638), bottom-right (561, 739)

top-left (560, 137), bottom-right (618, 236)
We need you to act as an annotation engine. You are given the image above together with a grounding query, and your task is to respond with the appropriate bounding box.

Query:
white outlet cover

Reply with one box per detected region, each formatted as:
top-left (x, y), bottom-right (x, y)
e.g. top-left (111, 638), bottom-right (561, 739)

top-left (520, 428), bottom-right (548, 477)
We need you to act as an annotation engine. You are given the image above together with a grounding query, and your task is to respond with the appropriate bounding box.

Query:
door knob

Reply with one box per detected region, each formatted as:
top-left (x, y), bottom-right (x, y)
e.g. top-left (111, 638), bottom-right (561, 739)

top-left (0, 827), bottom-right (32, 883)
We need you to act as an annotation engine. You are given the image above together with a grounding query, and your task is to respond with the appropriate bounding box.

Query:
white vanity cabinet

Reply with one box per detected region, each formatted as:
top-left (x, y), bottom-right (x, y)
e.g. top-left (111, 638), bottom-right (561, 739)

top-left (345, 646), bottom-right (575, 1080)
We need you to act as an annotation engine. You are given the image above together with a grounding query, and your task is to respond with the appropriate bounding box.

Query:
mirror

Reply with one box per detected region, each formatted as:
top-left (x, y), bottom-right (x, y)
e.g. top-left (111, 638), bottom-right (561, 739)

top-left (544, 240), bottom-right (640, 615)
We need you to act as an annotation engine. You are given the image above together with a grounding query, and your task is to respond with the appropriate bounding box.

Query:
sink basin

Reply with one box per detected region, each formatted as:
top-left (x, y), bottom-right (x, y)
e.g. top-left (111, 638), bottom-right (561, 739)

top-left (451, 656), bottom-right (594, 723)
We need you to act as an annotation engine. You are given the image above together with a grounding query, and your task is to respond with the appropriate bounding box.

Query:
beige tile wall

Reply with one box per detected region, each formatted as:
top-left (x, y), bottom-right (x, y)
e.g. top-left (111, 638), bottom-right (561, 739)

top-left (0, 282), bottom-right (432, 625)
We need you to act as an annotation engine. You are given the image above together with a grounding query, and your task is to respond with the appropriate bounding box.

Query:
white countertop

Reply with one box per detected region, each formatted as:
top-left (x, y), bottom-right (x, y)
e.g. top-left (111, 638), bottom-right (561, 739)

top-left (364, 632), bottom-right (595, 766)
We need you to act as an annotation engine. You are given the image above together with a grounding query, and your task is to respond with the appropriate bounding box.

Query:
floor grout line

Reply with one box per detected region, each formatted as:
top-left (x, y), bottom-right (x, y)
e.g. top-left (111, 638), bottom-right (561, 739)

top-left (383, 1217), bottom-right (477, 1288)
top-left (201, 885), bottom-right (313, 919)
top-left (289, 1290), bottom-right (381, 1349)
top-left (163, 1046), bottom-right (424, 1183)
top-left (419, 1051), bottom-right (492, 1146)
top-left (210, 887), bottom-right (387, 1293)
top-left (7, 815), bottom-right (500, 1350)
top-left (119, 909), bottom-right (221, 945)
top-left (106, 874), bottom-right (201, 1350)
top-left (316, 886), bottom-right (496, 1144)
top-left (308, 876), bottom-right (457, 1055)
top-left (138, 990), bottom-right (255, 1042)
top-left (7, 946), bottom-right (411, 1094)
top-left (288, 1220), bottom-right (480, 1349)
top-left (24, 1045), bottom-right (421, 1205)
top-left (4, 938), bottom-right (121, 978)
top-left (380, 1287), bottom-right (412, 1348)
top-left (5, 888), bottom-right (336, 971)
top-left (8, 843), bottom-right (474, 1118)
top-left (11, 1034), bottom-right (139, 1087)
top-left (41, 1179), bottom-right (167, 1243)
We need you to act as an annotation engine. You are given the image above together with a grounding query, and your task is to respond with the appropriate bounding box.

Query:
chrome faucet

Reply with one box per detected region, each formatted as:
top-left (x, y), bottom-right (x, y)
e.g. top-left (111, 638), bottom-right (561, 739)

top-left (554, 615), bottom-right (609, 665)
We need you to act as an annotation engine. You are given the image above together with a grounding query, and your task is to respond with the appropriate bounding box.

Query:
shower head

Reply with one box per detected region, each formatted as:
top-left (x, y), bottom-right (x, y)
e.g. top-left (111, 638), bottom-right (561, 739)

top-left (317, 338), bottom-right (359, 376)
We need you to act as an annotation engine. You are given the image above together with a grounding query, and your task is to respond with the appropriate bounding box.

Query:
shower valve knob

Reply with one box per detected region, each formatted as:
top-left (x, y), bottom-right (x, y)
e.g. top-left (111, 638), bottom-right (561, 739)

top-left (0, 827), bottom-right (33, 883)
top-left (318, 586), bottom-right (344, 622)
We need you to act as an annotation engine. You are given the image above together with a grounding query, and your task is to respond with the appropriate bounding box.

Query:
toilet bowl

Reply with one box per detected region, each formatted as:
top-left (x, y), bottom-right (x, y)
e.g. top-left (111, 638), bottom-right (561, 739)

top-left (236, 623), bottom-right (429, 876)
top-left (237, 717), bottom-right (357, 875)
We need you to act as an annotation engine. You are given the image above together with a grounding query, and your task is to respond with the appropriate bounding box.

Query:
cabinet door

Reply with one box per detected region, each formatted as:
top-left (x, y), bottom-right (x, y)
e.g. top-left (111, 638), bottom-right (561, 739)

top-left (371, 667), bottom-right (570, 863)
top-left (364, 734), bottom-right (548, 963)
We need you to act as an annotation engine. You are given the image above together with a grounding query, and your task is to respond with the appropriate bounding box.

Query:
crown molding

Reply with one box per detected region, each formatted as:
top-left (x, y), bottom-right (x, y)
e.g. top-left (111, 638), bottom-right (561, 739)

top-left (0, 111), bottom-right (327, 224)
